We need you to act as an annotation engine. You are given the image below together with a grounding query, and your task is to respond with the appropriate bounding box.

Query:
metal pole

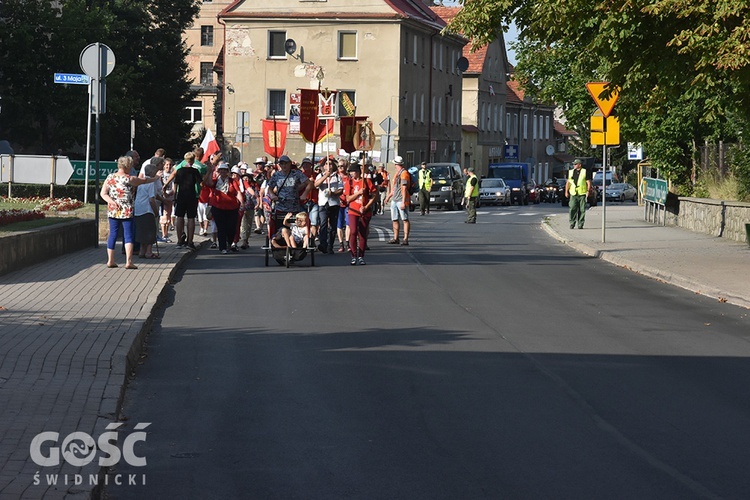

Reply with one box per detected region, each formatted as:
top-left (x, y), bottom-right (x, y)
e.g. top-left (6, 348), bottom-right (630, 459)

top-left (601, 118), bottom-right (607, 243)
top-left (84, 81), bottom-right (93, 204)
top-left (94, 42), bottom-right (102, 248)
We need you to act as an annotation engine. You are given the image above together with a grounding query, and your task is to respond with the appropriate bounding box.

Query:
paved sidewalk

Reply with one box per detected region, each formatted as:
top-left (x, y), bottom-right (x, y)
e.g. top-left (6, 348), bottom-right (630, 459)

top-left (0, 239), bottom-right (199, 499)
top-left (542, 204), bottom-right (750, 310)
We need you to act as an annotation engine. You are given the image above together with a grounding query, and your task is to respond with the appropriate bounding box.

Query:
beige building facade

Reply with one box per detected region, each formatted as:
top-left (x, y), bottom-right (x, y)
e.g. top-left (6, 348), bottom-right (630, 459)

top-left (204, 0), bottom-right (466, 167)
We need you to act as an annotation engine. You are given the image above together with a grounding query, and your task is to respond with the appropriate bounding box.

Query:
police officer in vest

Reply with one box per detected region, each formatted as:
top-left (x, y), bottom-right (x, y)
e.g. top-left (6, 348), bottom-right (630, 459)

top-left (418, 162), bottom-right (432, 216)
top-left (564, 159), bottom-right (591, 229)
top-left (463, 166), bottom-right (479, 223)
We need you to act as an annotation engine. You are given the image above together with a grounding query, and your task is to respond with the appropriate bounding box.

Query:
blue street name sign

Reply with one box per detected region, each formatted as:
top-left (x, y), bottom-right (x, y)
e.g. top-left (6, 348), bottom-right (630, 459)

top-left (54, 73), bottom-right (91, 85)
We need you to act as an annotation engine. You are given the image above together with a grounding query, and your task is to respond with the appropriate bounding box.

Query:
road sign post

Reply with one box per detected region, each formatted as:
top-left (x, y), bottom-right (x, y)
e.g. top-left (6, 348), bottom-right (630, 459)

top-left (586, 82), bottom-right (620, 243)
top-left (81, 43), bottom-right (116, 247)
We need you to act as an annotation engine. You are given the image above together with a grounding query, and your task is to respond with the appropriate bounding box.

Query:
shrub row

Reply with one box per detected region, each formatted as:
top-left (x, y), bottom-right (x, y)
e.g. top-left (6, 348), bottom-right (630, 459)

top-left (2, 183), bottom-right (102, 203)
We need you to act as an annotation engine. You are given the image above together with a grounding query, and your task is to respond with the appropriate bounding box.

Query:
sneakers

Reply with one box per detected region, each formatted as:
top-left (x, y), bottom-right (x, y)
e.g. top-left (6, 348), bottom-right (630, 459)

top-left (221, 249), bottom-right (228, 254)
top-left (178, 233), bottom-right (187, 246)
top-left (186, 242), bottom-right (197, 251)
top-left (357, 257), bottom-right (366, 266)
top-left (210, 242), bottom-right (218, 249)
top-left (254, 229), bottom-right (263, 234)
top-left (351, 258), bottom-right (357, 266)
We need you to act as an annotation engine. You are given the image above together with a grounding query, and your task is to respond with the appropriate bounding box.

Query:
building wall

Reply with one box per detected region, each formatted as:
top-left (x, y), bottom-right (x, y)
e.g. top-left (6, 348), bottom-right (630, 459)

top-left (216, 0), bottom-right (464, 166)
top-left (183, 0), bottom-right (233, 136)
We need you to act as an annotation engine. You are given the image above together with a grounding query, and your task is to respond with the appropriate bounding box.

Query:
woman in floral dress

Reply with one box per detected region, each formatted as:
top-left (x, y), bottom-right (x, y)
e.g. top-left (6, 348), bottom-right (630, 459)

top-left (100, 155), bottom-right (160, 269)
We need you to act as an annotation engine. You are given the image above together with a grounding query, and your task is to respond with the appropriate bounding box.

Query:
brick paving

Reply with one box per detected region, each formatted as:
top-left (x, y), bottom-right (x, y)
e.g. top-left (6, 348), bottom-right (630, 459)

top-left (0, 241), bottom-right (197, 499)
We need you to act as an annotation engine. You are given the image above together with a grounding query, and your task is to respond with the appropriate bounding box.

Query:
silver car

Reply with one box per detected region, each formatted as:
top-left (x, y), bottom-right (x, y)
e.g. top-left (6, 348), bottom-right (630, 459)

top-left (605, 183), bottom-right (638, 202)
top-left (478, 178), bottom-right (511, 206)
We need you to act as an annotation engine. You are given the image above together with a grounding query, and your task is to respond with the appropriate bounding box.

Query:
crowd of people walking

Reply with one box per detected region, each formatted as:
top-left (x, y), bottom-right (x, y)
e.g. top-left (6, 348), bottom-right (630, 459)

top-left (102, 146), bottom-right (409, 268)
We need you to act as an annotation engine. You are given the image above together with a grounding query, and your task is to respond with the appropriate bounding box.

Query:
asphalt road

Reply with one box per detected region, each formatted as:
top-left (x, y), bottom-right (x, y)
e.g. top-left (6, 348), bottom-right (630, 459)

top-left (106, 204), bottom-right (750, 500)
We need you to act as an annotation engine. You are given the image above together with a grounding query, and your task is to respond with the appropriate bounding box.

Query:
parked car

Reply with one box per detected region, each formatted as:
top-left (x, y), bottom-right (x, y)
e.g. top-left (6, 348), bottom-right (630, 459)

top-left (409, 162), bottom-right (465, 210)
top-left (605, 182), bottom-right (638, 202)
top-left (478, 178), bottom-right (511, 206)
top-left (526, 179), bottom-right (541, 204)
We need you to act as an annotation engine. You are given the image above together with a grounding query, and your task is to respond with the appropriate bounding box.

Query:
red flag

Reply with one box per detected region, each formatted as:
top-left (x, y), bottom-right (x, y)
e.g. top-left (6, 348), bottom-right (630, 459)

top-left (261, 119), bottom-right (288, 159)
top-left (200, 128), bottom-right (220, 163)
top-left (299, 89), bottom-right (336, 144)
top-left (340, 116), bottom-right (368, 153)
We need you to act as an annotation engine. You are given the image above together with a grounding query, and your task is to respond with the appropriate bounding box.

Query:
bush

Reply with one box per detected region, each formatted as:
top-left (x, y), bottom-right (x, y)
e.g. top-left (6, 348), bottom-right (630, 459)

top-left (4, 183), bottom-right (102, 202)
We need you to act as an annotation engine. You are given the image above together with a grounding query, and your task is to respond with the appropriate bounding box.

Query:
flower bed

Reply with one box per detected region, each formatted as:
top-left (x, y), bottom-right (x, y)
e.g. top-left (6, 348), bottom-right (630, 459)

top-left (0, 209), bottom-right (45, 227)
top-left (0, 196), bottom-right (84, 212)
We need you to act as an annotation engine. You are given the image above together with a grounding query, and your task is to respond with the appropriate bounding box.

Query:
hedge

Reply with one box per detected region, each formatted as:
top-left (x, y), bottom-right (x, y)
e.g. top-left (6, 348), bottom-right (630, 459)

top-left (2, 183), bottom-right (103, 203)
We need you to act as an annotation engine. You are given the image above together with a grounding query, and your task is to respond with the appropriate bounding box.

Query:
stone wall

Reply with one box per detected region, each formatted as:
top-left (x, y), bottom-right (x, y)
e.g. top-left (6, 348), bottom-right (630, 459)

top-left (0, 219), bottom-right (96, 275)
top-left (666, 197), bottom-right (750, 243)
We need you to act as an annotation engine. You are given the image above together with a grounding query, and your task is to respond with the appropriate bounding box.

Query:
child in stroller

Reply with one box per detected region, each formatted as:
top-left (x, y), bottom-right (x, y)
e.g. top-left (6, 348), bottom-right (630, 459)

top-left (271, 212), bottom-right (309, 250)
top-left (266, 211), bottom-right (315, 267)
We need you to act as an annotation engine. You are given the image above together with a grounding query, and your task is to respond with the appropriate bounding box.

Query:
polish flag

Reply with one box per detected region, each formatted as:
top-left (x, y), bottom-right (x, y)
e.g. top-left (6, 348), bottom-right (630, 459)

top-left (200, 128), bottom-right (220, 163)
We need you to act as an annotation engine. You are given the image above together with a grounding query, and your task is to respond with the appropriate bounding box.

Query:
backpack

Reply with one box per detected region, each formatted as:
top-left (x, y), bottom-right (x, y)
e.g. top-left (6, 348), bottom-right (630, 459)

top-left (408, 171), bottom-right (419, 195)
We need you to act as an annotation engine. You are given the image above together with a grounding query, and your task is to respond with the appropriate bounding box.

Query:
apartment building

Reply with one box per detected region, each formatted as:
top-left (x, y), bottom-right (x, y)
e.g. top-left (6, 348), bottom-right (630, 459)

top-left (183, 0), bottom-right (465, 166)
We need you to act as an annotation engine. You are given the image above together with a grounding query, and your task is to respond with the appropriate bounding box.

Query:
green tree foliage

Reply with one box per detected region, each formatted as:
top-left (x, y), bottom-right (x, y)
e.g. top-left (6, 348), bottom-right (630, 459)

top-left (446, 0), bottom-right (750, 191)
top-left (0, 0), bottom-right (200, 159)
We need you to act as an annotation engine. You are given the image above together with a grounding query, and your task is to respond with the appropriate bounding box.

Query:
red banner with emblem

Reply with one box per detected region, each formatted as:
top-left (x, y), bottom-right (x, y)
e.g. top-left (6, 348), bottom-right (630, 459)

top-left (261, 119), bottom-right (288, 159)
top-left (299, 88), bottom-right (336, 144)
top-left (339, 116), bottom-right (368, 153)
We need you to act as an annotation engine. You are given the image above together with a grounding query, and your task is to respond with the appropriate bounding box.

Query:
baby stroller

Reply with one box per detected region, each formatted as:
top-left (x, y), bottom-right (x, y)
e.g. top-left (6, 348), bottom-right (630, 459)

top-left (262, 205), bottom-right (316, 268)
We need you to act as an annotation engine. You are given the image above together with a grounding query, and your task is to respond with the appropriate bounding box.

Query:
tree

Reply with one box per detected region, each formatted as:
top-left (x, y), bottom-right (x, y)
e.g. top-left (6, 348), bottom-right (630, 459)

top-left (0, 0), bottom-right (200, 159)
top-left (446, 0), bottom-right (750, 191)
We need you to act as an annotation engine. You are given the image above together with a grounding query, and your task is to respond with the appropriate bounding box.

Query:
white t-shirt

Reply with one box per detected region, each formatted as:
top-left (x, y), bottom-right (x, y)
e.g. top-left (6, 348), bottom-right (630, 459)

top-left (291, 224), bottom-right (307, 244)
top-left (316, 172), bottom-right (343, 207)
top-left (134, 182), bottom-right (156, 216)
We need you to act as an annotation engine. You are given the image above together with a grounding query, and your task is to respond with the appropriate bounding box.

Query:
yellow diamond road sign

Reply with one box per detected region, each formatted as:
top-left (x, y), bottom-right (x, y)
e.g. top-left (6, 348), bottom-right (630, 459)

top-left (586, 82), bottom-right (619, 118)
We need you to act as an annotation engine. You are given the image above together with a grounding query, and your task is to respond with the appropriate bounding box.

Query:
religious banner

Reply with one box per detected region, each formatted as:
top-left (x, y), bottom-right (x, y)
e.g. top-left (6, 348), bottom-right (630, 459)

top-left (340, 116), bottom-right (368, 153)
top-left (354, 120), bottom-right (375, 151)
top-left (299, 88), bottom-right (336, 144)
top-left (261, 119), bottom-right (288, 159)
top-left (289, 93), bottom-right (300, 134)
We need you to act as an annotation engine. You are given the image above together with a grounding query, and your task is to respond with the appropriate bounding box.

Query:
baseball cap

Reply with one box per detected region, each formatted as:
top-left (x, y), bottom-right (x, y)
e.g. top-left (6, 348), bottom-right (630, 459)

top-left (573, 159), bottom-right (582, 165)
top-left (348, 164), bottom-right (361, 172)
top-left (278, 155), bottom-right (292, 163)
top-left (217, 162), bottom-right (229, 170)
top-left (255, 157), bottom-right (265, 164)
top-left (393, 155), bottom-right (404, 165)
top-left (231, 166), bottom-right (240, 174)
top-left (301, 157), bottom-right (313, 165)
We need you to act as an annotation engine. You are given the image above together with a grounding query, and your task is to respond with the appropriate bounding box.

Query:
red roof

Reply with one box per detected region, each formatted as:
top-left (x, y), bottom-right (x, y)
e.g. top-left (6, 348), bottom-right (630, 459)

top-left (506, 81), bottom-right (524, 104)
top-left (431, 6), bottom-right (486, 74)
top-left (221, 0), bottom-right (446, 29)
top-left (554, 120), bottom-right (577, 136)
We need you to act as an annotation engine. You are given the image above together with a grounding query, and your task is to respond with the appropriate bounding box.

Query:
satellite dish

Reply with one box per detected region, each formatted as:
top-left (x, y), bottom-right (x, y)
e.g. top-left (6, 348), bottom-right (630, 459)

top-left (284, 39), bottom-right (297, 56)
top-left (456, 57), bottom-right (469, 73)
top-left (546, 145), bottom-right (555, 156)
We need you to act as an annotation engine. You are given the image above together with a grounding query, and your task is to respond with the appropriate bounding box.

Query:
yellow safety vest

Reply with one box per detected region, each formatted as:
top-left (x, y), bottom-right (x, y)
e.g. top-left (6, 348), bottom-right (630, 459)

top-left (568, 168), bottom-right (588, 196)
top-left (419, 169), bottom-right (432, 190)
top-left (465, 174), bottom-right (479, 198)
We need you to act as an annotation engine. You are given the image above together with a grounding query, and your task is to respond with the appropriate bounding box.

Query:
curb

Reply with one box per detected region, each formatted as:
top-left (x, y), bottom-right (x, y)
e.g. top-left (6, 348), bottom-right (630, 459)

top-left (541, 220), bottom-right (750, 311)
top-left (91, 241), bottom-right (207, 499)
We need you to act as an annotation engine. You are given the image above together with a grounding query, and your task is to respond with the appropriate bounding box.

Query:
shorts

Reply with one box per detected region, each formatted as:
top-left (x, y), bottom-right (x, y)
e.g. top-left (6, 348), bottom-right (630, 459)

top-left (307, 204), bottom-right (320, 226)
top-left (390, 201), bottom-right (409, 221)
top-left (197, 202), bottom-right (209, 223)
top-left (174, 197), bottom-right (198, 219)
